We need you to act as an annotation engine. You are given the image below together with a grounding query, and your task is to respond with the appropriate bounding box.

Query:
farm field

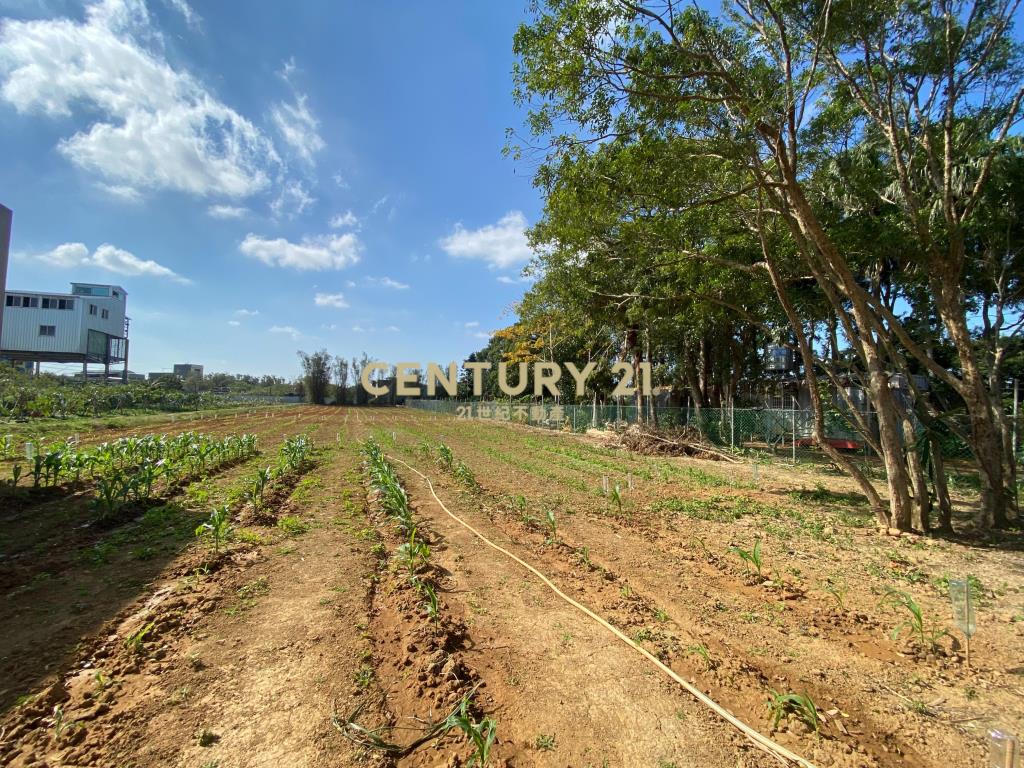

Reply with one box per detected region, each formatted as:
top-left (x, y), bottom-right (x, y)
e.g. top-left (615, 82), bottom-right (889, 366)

top-left (0, 406), bottom-right (1021, 768)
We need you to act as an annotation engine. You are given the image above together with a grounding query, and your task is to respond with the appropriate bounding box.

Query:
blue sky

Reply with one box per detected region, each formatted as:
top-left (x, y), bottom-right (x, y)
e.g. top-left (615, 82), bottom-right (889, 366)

top-left (0, 0), bottom-right (539, 377)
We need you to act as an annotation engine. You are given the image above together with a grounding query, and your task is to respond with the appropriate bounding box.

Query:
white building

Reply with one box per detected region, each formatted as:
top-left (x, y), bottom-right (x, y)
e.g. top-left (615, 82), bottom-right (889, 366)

top-left (1, 282), bottom-right (130, 380)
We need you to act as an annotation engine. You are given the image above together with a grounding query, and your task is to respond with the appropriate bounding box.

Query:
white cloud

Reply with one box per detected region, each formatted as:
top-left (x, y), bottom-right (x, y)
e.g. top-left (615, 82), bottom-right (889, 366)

top-left (271, 93), bottom-right (324, 166)
top-left (472, 330), bottom-right (491, 340)
top-left (92, 243), bottom-right (190, 282)
top-left (227, 319), bottom-right (241, 326)
top-left (270, 180), bottom-right (315, 219)
top-left (314, 292), bottom-right (348, 308)
top-left (234, 308), bottom-right (259, 316)
top-left (351, 325), bottom-right (366, 333)
top-left (0, 0), bottom-right (279, 200)
top-left (344, 279), bottom-right (356, 288)
top-left (440, 211), bottom-right (532, 269)
top-left (332, 172), bottom-right (349, 189)
top-left (37, 242), bottom-right (90, 268)
top-left (329, 210), bottom-right (359, 229)
top-left (464, 320), bottom-right (480, 328)
top-left (385, 325), bottom-right (400, 332)
top-left (30, 240), bottom-right (188, 282)
top-left (269, 325), bottom-right (300, 339)
top-left (366, 275), bottom-right (409, 290)
top-left (239, 232), bottom-right (361, 271)
top-left (208, 204), bottom-right (249, 220)
top-left (96, 182), bottom-right (144, 203)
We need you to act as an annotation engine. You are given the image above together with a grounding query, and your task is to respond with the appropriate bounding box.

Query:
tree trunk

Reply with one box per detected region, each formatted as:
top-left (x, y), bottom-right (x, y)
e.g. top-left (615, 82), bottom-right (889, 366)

top-left (902, 413), bottom-right (931, 533)
top-left (929, 431), bottom-right (954, 534)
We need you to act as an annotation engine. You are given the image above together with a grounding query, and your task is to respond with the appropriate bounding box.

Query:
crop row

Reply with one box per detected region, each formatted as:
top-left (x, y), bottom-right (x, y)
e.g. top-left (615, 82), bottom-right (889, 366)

top-left (7, 431), bottom-right (259, 522)
top-left (359, 438), bottom-right (497, 765)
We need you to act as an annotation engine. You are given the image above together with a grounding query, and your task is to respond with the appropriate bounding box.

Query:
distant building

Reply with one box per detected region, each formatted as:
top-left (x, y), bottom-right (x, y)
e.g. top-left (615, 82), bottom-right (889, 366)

top-left (1, 282), bottom-right (130, 381)
top-left (148, 372), bottom-right (176, 382)
top-left (0, 205), bottom-right (10, 347)
top-left (173, 363), bottom-right (204, 379)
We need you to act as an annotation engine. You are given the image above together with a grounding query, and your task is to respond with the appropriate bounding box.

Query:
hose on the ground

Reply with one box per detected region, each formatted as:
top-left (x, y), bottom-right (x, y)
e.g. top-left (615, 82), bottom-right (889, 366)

top-left (388, 454), bottom-right (819, 768)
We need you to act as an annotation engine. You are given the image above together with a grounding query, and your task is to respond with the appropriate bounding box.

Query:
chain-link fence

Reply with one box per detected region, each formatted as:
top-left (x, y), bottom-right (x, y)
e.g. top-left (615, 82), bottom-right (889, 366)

top-left (406, 399), bottom-right (884, 462)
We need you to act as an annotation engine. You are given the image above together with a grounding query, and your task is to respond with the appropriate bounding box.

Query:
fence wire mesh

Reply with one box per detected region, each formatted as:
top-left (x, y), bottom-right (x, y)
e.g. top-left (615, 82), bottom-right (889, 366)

top-left (406, 399), bottom-right (883, 462)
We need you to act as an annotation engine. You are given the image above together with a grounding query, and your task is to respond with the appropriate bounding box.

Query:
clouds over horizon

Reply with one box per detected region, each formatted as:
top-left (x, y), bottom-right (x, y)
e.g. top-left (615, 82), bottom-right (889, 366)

top-left (27, 241), bottom-right (190, 283)
top-left (239, 232), bottom-right (361, 271)
top-left (439, 211), bottom-right (532, 269)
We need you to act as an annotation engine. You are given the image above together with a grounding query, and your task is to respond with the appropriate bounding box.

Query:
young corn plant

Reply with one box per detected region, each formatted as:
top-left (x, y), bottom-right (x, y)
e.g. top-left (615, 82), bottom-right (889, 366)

top-left (396, 527), bottom-right (431, 576)
top-left (729, 538), bottom-right (764, 578)
top-left (879, 588), bottom-right (947, 650)
top-left (10, 464), bottom-right (22, 487)
top-left (444, 694), bottom-right (497, 767)
top-left (436, 442), bottom-right (455, 472)
top-left (609, 483), bottom-right (624, 514)
top-left (248, 467), bottom-right (273, 512)
top-left (196, 505), bottom-right (233, 554)
top-left (419, 580), bottom-right (441, 624)
top-left (544, 509), bottom-right (557, 544)
top-left (766, 690), bottom-right (820, 733)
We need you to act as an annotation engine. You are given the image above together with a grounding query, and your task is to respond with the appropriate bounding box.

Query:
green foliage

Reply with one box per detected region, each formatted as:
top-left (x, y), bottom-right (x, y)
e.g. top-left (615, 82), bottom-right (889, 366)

top-left (729, 538), bottom-right (764, 577)
top-left (445, 694), bottom-right (498, 766)
top-left (196, 505), bottom-right (233, 554)
top-left (0, 364), bottom-right (238, 419)
top-left (396, 527), bottom-right (431, 575)
top-left (766, 690), bottom-right (820, 733)
top-left (879, 588), bottom-right (947, 649)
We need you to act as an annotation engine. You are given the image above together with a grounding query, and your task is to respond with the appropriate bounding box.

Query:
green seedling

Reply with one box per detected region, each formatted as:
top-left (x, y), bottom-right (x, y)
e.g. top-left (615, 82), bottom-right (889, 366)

top-left (10, 463), bottom-right (22, 487)
top-left (544, 509), bottom-right (557, 543)
top-left (124, 621), bottom-right (156, 654)
top-left (396, 527), bottom-right (431, 575)
top-left (535, 733), bottom-right (556, 751)
top-left (437, 442), bottom-right (455, 471)
top-left (729, 538), bottom-right (764, 577)
top-left (686, 643), bottom-right (714, 670)
top-left (766, 689), bottom-right (820, 732)
top-left (444, 694), bottom-right (498, 766)
top-left (420, 581), bottom-right (440, 623)
top-left (609, 483), bottom-right (624, 514)
top-left (879, 588), bottom-right (947, 650)
top-left (821, 577), bottom-right (849, 610)
top-left (196, 505), bottom-right (233, 554)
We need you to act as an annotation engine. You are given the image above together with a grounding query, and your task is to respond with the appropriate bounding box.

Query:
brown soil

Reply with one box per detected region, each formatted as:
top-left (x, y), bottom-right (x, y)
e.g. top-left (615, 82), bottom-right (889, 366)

top-left (0, 406), bottom-right (1021, 768)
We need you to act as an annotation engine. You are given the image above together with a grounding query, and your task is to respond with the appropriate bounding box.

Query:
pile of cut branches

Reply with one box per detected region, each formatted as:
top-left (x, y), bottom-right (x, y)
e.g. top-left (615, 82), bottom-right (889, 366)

top-left (613, 424), bottom-right (743, 463)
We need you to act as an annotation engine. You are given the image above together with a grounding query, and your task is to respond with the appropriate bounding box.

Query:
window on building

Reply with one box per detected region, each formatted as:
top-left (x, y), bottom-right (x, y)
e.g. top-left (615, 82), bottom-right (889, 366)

top-left (59, 299), bottom-right (73, 310)
top-left (101, 309), bottom-right (109, 319)
top-left (5, 295), bottom-right (15, 307)
top-left (42, 298), bottom-right (52, 309)
top-left (89, 304), bottom-right (97, 315)
top-left (39, 325), bottom-right (56, 337)
top-left (22, 296), bottom-right (38, 308)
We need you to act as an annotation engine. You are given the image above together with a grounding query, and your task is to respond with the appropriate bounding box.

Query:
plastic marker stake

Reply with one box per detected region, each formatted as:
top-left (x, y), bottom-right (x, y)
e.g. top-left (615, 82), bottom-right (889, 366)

top-left (949, 578), bottom-right (977, 668)
top-left (989, 730), bottom-right (1018, 768)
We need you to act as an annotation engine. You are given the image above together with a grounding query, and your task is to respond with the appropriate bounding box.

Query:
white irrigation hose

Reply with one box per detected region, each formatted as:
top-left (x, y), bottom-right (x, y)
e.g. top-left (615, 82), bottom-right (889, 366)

top-left (388, 455), bottom-right (818, 768)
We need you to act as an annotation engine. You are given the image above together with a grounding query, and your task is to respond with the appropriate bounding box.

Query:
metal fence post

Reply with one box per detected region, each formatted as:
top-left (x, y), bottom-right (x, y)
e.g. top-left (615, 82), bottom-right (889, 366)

top-left (791, 398), bottom-right (797, 463)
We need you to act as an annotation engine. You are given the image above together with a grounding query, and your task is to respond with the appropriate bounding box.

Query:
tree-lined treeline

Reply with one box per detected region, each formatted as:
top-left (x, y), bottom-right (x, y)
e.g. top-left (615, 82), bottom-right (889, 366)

top-left (506, 0), bottom-right (1024, 532)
